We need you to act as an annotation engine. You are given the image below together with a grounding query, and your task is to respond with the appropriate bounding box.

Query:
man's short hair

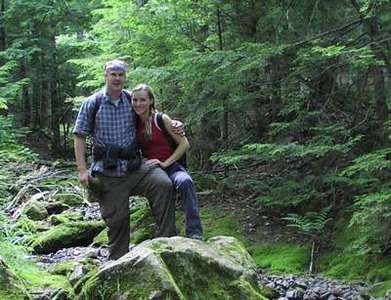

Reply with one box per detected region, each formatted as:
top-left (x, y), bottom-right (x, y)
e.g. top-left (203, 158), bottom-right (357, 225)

top-left (104, 60), bottom-right (129, 73)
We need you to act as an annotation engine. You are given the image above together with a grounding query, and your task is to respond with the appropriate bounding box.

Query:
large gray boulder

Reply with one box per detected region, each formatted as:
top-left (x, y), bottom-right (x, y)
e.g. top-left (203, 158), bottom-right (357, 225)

top-left (78, 236), bottom-right (268, 300)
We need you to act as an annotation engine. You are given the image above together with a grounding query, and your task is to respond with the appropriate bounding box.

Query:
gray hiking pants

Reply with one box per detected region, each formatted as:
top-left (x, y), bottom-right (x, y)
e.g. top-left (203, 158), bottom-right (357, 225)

top-left (95, 162), bottom-right (176, 260)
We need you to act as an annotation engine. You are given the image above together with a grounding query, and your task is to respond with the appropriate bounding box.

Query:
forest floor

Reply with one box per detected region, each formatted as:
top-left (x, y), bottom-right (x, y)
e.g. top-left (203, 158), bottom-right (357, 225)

top-left (16, 135), bottom-right (391, 298)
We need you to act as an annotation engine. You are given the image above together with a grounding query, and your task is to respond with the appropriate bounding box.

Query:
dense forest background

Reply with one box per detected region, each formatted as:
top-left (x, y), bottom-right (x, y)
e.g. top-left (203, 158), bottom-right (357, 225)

top-left (0, 0), bottom-right (390, 288)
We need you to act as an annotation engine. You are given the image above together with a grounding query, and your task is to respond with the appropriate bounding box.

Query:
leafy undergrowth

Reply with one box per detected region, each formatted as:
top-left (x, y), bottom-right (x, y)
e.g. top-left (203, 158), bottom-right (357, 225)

top-left (192, 192), bottom-right (391, 297)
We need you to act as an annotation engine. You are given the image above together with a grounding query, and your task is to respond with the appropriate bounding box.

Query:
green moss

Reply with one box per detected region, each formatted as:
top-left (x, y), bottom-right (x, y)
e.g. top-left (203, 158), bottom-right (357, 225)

top-left (160, 251), bottom-right (265, 300)
top-left (0, 256), bottom-right (30, 299)
top-left (52, 192), bottom-right (84, 206)
top-left (22, 200), bottom-right (49, 220)
top-left (249, 243), bottom-right (310, 273)
top-left (49, 260), bottom-right (79, 276)
top-left (0, 238), bottom-right (73, 298)
top-left (31, 220), bottom-right (105, 254)
top-left (319, 253), bottom-right (391, 284)
top-left (79, 262), bottom-right (182, 300)
top-left (49, 211), bottom-right (83, 225)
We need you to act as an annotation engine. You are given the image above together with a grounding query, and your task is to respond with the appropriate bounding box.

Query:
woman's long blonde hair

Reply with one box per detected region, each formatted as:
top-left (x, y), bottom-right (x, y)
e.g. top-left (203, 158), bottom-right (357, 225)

top-left (132, 83), bottom-right (156, 140)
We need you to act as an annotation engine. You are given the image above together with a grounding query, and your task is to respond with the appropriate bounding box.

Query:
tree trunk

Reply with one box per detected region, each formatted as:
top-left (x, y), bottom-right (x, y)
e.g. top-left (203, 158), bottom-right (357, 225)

top-left (21, 60), bottom-right (31, 126)
top-left (48, 26), bottom-right (61, 156)
top-left (0, 0), bottom-right (5, 52)
top-left (217, 8), bottom-right (229, 145)
top-left (350, 0), bottom-right (389, 143)
top-left (40, 52), bottom-right (49, 129)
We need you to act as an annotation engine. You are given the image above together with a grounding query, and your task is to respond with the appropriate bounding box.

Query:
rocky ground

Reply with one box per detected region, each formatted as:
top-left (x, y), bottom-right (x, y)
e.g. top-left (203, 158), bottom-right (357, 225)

top-left (24, 201), bottom-right (388, 300)
top-left (31, 244), bottom-right (386, 300)
top-left (257, 271), bottom-right (387, 300)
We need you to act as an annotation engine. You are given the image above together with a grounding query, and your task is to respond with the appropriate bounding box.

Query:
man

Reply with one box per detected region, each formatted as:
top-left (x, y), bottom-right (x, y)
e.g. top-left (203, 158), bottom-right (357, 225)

top-left (73, 59), bottom-right (177, 260)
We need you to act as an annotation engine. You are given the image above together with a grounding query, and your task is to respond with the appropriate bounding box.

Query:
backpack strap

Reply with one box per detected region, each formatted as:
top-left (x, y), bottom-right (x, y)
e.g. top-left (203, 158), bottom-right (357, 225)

top-left (123, 89), bottom-right (132, 103)
top-left (91, 90), bottom-right (132, 133)
top-left (155, 112), bottom-right (165, 132)
top-left (90, 92), bottom-right (104, 133)
top-left (155, 111), bottom-right (187, 169)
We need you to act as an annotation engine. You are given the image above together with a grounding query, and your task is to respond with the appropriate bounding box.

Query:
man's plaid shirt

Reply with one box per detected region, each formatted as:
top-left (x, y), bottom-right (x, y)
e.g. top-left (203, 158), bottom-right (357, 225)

top-left (73, 88), bottom-right (137, 177)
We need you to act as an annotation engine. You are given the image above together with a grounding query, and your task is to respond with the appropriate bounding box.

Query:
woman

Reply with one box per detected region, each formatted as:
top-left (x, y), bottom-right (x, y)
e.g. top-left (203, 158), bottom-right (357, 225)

top-left (131, 84), bottom-right (203, 240)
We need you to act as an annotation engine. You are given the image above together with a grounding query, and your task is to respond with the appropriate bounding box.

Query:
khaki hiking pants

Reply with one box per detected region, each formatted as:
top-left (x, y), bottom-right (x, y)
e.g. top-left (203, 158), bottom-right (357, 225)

top-left (94, 162), bottom-right (176, 260)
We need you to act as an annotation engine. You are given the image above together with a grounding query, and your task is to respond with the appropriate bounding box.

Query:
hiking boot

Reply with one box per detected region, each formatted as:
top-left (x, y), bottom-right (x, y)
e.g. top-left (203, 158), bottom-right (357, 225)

top-left (188, 234), bottom-right (203, 241)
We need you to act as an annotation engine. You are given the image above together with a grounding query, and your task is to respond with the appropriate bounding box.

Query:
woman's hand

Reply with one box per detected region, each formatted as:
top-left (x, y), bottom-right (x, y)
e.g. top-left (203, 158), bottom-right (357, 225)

top-left (145, 159), bottom-right (170, 169)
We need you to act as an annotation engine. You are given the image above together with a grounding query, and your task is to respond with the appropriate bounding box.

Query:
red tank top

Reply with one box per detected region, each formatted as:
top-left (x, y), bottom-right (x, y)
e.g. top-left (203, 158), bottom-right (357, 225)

top-left (136, 114), bottom-right (174, 161)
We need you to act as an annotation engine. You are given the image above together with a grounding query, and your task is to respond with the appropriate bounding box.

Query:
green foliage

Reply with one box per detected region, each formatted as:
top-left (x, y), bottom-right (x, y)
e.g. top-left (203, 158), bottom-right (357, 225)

top-left (336, 148), bottom-right (391, 254)
top-left (0, 116), bottom-right (38, 162)
top-left (255, 179), bottom-right (316, 209)
top-left (348, 190), bottom-right (391, 254)
top-left (339, 148), bottom-right (391, 179)
top-left (0, 60), bottom-right (30, 109)
top-left (211, 135), bottom-right (361, 166)
top-left (283, 209), bottom-right (332, 238)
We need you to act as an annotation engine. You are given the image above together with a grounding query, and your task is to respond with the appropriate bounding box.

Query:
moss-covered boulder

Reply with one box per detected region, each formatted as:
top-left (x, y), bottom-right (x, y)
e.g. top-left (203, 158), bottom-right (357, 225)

top-left (78, 236), bottom-right (268, 300)
top-left (31, 220), bottom-right (105, 254)
top-left (0, 256), bottom-right (30, 299)
top-left (22, 199), bottom-right (48, 220)
top-left (52, 192), bottom-right (84, 207)
top-left (49, 210), bottom-right (83, 225)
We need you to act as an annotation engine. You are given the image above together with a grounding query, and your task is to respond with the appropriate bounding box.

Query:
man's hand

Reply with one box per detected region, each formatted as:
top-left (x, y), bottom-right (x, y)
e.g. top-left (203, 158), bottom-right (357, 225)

top-left (171, 120), bottom-right (185, 136)
top-left (79, 169), bottom-right (91, 187)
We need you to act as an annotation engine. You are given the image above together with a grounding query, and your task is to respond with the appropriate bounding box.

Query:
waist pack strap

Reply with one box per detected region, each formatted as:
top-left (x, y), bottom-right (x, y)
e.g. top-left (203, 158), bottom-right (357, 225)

top-left (93, 145), bottom-right (139, 161)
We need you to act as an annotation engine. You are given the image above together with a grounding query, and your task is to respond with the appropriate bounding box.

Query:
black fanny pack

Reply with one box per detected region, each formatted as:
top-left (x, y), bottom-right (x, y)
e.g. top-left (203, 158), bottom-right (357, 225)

top-left (93, 144), bottom-right (141, 171)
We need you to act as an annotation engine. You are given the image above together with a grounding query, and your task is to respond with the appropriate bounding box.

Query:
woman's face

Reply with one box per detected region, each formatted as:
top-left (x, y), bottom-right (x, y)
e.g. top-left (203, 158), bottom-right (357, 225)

top-left (132, 90), bottom-right (153, 116)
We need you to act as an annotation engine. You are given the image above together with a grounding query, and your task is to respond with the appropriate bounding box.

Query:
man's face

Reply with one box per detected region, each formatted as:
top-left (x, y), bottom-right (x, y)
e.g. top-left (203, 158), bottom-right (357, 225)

top-left (104, 69), bottom-right (126, 93)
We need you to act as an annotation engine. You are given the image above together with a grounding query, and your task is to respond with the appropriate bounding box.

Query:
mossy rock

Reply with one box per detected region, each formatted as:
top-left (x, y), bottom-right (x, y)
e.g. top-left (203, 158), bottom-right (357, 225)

top-left (52, 192), bottom-right (84, 207)
top-left (49, 260), bottom-right (79, 276)
top-left (0, 256), bottom-right (31, 299)
top-left (78, 236), bottom-right (268, 300)
top-left (31, 220), bottom-right (105, 254)
top-left (1, 231), bottom-right (74, 299)
top-left (45, 201), bottom-right (71, 215)
top-left (49, 210), bottom-right (83, 225)
top-left (22, 199), bottom-right (48, 221)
